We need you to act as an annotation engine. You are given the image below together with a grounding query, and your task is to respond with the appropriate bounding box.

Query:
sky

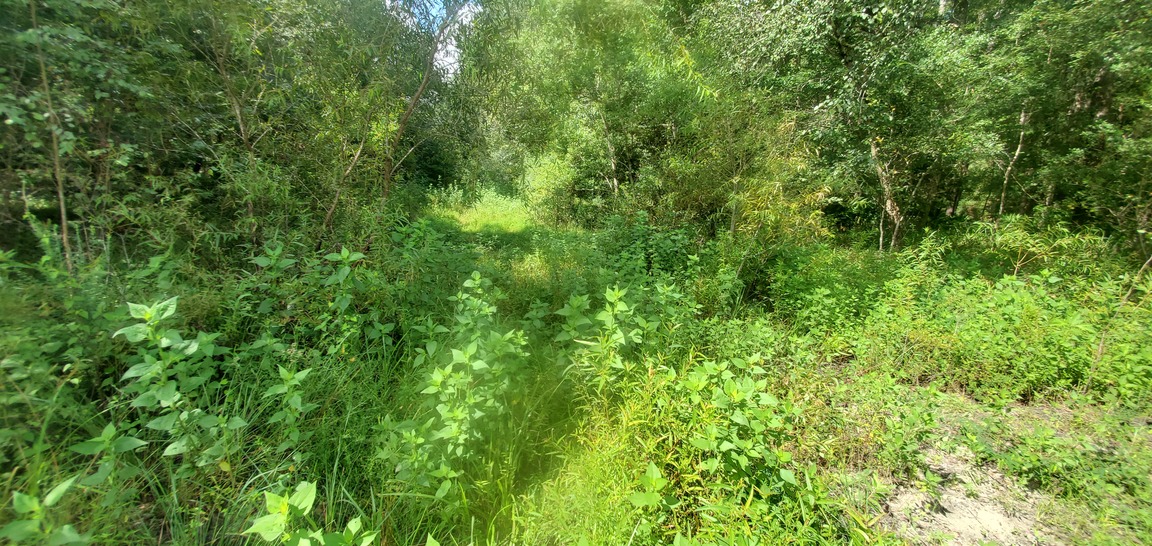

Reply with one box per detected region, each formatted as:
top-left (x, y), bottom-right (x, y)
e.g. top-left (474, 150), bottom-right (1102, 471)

top-left (384, 0), bottom-right (480, 77)
top-left (434, 2), bottom-right (481, 77)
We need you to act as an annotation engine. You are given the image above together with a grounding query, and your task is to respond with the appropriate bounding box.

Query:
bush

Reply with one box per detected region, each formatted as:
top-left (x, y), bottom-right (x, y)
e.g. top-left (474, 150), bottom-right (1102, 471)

top-left (856, 237), bottom-right (1152, 404)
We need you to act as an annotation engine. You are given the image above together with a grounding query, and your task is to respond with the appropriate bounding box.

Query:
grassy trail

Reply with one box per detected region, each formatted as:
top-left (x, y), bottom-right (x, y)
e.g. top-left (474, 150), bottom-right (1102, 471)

top-left (3, 189), bottom-right (1147, 546)
top-left (421, 194), bottom-right (701, 542)
top-left (412, 193), bottom-right (1152, 545)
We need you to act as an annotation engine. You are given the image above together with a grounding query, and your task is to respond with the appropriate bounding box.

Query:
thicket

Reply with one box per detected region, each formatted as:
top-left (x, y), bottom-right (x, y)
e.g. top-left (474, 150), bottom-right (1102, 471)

top-left (2, 0), bottom-right (1151, 544)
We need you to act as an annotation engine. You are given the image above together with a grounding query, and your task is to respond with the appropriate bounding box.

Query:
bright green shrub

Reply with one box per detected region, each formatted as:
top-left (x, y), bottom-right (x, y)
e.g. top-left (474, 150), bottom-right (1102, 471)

top-left (766, 244), bottom-right (895, 333)
top-left (857, 240), bottom-right (1151, 403)
top-left (112, 297), bottom-right (246, 473)
top-left (609, 353), bottom-right (850, 544)
top-left (243, 481), bottom-right (378, 546)
top-left (521, 152), bottom-right (582, 226)
top-left (375, 273), bottom-right (530, 506)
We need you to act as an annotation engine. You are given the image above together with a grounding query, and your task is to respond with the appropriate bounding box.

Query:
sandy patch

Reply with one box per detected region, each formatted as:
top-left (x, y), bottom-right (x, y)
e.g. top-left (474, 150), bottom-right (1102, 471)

top-left (885, 448), bottom-right (1060, 545)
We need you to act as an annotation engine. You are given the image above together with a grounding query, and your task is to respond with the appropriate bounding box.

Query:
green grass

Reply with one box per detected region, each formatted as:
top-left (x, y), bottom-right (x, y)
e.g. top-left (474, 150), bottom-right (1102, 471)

top-left (2, 193), bottom-right (1150, 546)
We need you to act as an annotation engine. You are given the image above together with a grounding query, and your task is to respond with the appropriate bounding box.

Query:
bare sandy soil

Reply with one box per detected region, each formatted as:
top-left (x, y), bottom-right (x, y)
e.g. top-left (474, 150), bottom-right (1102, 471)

top-left (885, 448), bottom-right (1061, 545)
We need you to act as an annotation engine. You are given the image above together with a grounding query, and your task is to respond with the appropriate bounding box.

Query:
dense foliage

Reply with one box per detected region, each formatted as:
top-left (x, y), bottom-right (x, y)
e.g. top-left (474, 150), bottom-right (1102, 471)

top-left (2, 0), bottom-right (1150, 544)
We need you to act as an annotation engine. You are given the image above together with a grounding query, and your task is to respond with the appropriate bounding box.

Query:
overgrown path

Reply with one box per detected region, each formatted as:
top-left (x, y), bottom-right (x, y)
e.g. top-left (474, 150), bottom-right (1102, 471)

top-left (428, 191), bottom-right (539, 258)
top-left (417, 191), bottom-right (618, 536)
top-left (411, 195), bottom-right (1152, 545)
top-left (424, 191), bottom-right (602, 311)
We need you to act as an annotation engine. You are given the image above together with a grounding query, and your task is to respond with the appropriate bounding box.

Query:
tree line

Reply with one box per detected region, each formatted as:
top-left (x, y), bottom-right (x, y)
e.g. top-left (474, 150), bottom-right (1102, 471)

top-left (4, 0), bottom-right (1150, 266)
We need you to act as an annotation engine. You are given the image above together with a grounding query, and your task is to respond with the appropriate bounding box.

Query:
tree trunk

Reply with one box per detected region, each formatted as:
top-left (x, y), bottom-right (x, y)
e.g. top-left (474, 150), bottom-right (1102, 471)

top-left (1039, 179), bottom-right (1057, 227)
top-left (317, 138), bottom-right (367, 250)
top-left (878, 210), bottom-right (885, 251)
top-left (31, 1), bottom-right (73, 274)
top-left (600, 110), bottom-right (619, 196)
top-left (946, 185), bottom-right (963, 217)
top-left (871, 138), bottom-right (904, 250)
top-left (999, 107), bottom-right (1029, 219)
top-left (730, 178), bottom-right (742, 235)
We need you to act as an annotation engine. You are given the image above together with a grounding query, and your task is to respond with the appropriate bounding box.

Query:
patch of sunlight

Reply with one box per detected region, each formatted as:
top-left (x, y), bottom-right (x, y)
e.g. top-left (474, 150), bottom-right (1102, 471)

top-left (454, 190), bottom-right (533, 234)
top-left (515, 405), bottom-right (638, 545)
top-left (510, 253), bottom-right (550, 285)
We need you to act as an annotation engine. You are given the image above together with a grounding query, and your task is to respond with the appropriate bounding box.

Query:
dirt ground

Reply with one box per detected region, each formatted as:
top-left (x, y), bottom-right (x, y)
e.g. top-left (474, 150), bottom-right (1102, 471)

top-left (884, 448), bottom-right (1061, 545)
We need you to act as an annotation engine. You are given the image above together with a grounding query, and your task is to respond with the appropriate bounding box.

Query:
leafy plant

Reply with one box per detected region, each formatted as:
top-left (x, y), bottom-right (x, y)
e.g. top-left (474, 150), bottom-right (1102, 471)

top-left (0, 476), bottom-right (87, 545)
top-left (376, 272), bottom-right (528, 504)
top-left (628, 462), bottom-right (674, 510)
top-left (112, 297), bottom-right (245, 473)
top-left (244, 481), bottom-right (377, 546)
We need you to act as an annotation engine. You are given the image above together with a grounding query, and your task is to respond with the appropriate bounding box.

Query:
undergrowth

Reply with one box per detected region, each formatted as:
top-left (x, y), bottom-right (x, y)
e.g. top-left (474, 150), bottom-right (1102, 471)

top-left (2, 198), bottom-right (1150, 545)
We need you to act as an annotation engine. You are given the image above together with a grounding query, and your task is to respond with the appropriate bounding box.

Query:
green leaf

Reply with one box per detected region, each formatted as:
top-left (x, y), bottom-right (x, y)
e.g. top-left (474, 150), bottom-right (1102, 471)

top-left (43, 476), bottom-right (78, 507)
top-left (288, 482), bottom-right (316, 514)
top-left (162, 437), bottom-right (189, 456)
top-left (111, 436), bottom-right (148, 453)
top-left (179, 339), bottom-right (200, 356)
top-left (155, 381), bottom-right (179, 405)
top-left (627, 491), bottom-right (661, 508)
top-left (146, 413), bottom-right (179, 431)
top-left (779, 468), bottom-right (797, 486)
top-left (226, 416), bottom-right (249, 430)
top-left (434, 479), bottom-right (452, 499)
top-left (0, 520), bottom-right (41, 542)
top-left (264, 492), bottom-right (287, 514)
top-left (46, 524), bottom-right (86, 546)
top-left (243, 513), bottom-right (286, 542)
top-left (127, 302), bottom-right (149, 319)
top-left (357, 534), bottom-right (378, 546)
top-left (68, 439), bottom-right (105, 456)
top-left (114, 323), bottom-right (148, 343)
top-left (12, 492), bottom-right (39, 514)
top-left (252, 256), bottom-right (273, 267)
top-left (131, 391), bottom-right (158, 408)
top-left (195, 413), bottom-right (219, 429)
top-left (153, 297), bottom-right (178, 321)
top-left (122, 362), bottom-right (154, 380)
top-left (80, 462), bottom-right (113, 486)
top-left (688, 436), bottom-right (714, 451)
top-left (160, 330), bottom-right (184, 348)
top-left (98, 423), bottom-right (117, 440)
top-left (640, 462), bottom-right (668, 491)
top-left (425, 534), bottom-right (441, 546)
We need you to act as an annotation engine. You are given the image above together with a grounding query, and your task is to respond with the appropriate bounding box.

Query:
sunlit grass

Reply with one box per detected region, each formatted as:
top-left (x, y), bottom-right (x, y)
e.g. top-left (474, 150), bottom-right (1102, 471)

top-left (515, 403), bottom-right (642, 545)
top-left (438, 188), bottom-right (533, 235)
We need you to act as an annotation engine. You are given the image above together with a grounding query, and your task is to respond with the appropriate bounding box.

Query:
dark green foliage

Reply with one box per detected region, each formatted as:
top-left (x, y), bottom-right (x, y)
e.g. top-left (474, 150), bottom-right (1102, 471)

top-left (2, 0), bottom-right (1152, 544)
